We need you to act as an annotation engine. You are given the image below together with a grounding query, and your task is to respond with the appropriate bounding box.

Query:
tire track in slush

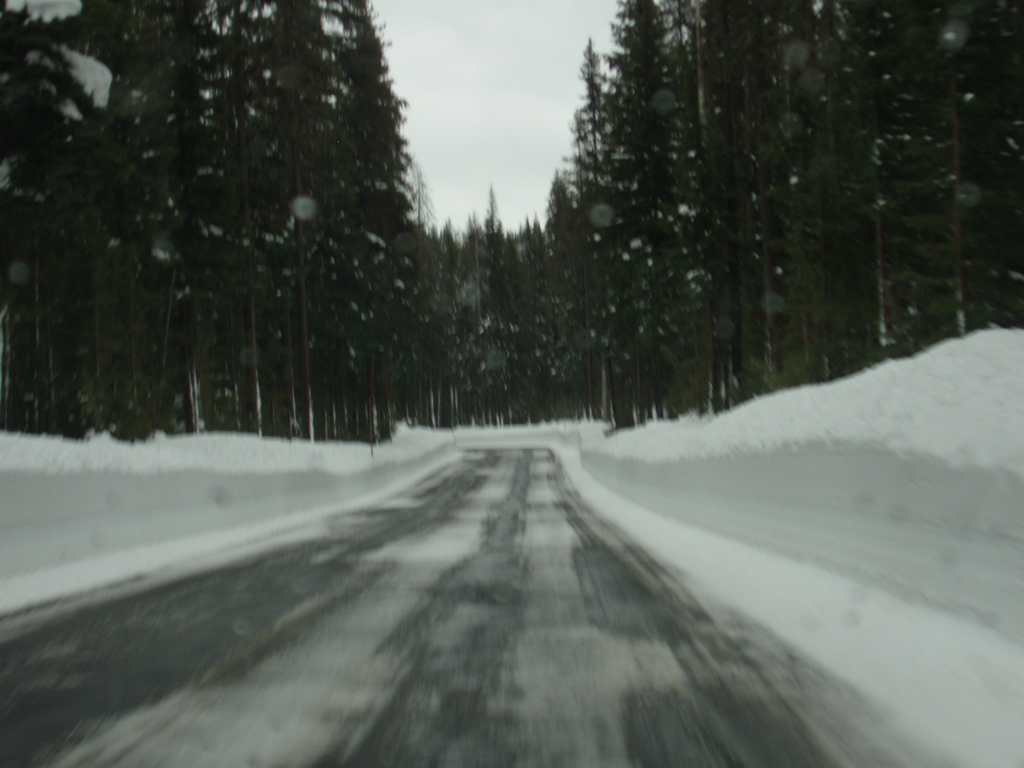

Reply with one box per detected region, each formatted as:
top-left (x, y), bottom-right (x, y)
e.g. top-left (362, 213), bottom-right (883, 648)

top-left (0, 453), bottom-right (495, 768)
top-left (311, 450), bottom-right (532, 768)
top-left (314, 449), bottom-right (846, 768)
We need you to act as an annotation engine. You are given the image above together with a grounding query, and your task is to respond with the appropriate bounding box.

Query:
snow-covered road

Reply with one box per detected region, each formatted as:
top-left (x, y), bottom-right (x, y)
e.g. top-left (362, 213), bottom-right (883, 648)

top-left (1, 450), bottom-right (930, 768)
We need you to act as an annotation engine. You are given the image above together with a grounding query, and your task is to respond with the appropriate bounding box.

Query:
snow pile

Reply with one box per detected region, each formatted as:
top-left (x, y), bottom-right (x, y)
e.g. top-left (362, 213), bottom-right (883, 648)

top-left (599, 329), bottom-right (1024, 476)
top-left (5, 0), bottom-right (82, 21)
top-left (0, 427), bottom-right (457, 615)
top-left (0, 424), bottom-right (448, 476)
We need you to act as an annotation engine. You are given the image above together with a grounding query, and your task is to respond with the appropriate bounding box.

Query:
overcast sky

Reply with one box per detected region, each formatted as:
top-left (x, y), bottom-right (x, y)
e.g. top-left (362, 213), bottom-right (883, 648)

top-left (370, 0), bottom-right (620, 229)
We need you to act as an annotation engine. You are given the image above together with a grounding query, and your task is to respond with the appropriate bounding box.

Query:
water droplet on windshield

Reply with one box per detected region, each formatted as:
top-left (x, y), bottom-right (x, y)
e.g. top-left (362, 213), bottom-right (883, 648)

top-left (762, 293), bottom-right (786, 316)
top-left (780, 112), bottom-right (803, 139)
top-left (799, 68), bottom-right (826, 95)
top-left (458, 282), bottom-right (480, 308)
top-left (783, 39), bottom-right (811, 70)
top-left (232, 617), bottom-right (254, 636)
top-left (589, 203), bottom-right (615, 229)
top-left (957, 182), bottom-right (982, 207)
top-left (938, 18), bottom-right (970, 53)
top-left (291, 196), bottom-right (318, 222)
top-left (485, 348), bottom-right (507, 371)
top-left (651, 88), bottom-right (677, 116)
top-left (394, 231), bottom-right (416, 253)
top-left (7, 260), bottom-right (31, 285)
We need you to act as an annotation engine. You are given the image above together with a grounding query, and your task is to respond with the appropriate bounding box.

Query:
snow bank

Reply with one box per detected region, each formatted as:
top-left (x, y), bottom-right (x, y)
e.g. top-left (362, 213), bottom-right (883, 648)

top-left (0, 427), bottom-right (457, 615)
top-left (575, 330), bottom-right (1024, 644)
top-left (599, 329), bottom-right (1024, 476)
top-left (0, 424), bottom-right (448, 475)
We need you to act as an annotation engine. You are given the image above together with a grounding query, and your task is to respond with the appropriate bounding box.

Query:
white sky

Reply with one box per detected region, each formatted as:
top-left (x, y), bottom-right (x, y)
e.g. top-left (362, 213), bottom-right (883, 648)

top-left (371, 0), bottom-right (620, 229)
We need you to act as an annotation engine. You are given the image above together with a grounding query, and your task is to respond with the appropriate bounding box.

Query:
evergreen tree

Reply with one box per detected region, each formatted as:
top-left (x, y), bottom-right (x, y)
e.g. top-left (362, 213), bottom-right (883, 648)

top-left (602, 0), bottom-right (682, 423)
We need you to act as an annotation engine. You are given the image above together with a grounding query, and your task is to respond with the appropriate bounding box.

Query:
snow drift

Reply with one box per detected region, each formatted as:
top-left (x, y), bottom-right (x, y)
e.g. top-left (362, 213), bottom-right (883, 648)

top-left (0, 427), bottom-right (457, 615)
top-left (599, 328), bottom-right (1024, 475)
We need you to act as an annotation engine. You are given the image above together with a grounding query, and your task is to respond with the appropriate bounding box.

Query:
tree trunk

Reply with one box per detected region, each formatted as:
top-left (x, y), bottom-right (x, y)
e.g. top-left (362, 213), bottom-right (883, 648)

top-left (583, 254), bottom-right (594, 418)
top-left (951, 70), bottom-right (966, 336)
top-left (248, 294), bottom-right (261, 435)
top-left (234, 20), bottom-right (262, 436)
top-left (707, 297), bottom-right (717, 414)
top-left (0, 303), bottom-right (8, 429)
top-left (297, 242), bottom-right (312, 440)
top-left (369, 356), bottom-right (377, 448)
top-left (600, 352), bottom-right (610, 422)
top-left (758, 151), bottom-right (778, 373)
top-left (293, 144), bottom-right (313, 440)
top-left (873, 104), bottom-right (891, 347)
top-left (695, 0), bottom-right (706, 130)
top-left (284, 294), bottom-right (296, 438)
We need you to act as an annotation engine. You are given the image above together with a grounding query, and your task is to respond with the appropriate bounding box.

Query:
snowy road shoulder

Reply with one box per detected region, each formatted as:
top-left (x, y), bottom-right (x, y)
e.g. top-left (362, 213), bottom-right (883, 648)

top-left (555, 446), bottom-right (1024, 768)
top-left (0, 430), bottom-right (458, 619)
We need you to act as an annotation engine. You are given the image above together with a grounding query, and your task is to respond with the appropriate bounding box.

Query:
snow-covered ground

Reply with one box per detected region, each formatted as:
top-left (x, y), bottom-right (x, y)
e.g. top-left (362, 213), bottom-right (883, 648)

top-left (595, 328), bottom-right (1024, 472)
top-left (0, 427), bottom-right (458, 615)
top-left (1, 329), bottom-right (1023, 768)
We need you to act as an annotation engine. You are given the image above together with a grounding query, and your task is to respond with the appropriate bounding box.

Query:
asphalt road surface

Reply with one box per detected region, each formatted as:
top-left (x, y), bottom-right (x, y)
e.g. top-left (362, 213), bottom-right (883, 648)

top-left (0, 449), bottom-right (925, 768)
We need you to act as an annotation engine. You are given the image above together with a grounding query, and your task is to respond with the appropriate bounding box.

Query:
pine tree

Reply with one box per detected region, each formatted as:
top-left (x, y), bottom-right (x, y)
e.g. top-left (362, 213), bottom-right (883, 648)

top-left (602, 0), bottom-right (682, 423)
top-left (1, 3), bottom-right (118, 435)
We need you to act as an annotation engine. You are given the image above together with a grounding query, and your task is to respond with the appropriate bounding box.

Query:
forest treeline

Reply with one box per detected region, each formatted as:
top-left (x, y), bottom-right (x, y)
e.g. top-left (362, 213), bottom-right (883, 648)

top-left (542, 0), bottom-right (1024, 424)
top-left (2, 0), bottom-right (1023, 440)
top-left (2, 0), bottom-right (415, 441)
